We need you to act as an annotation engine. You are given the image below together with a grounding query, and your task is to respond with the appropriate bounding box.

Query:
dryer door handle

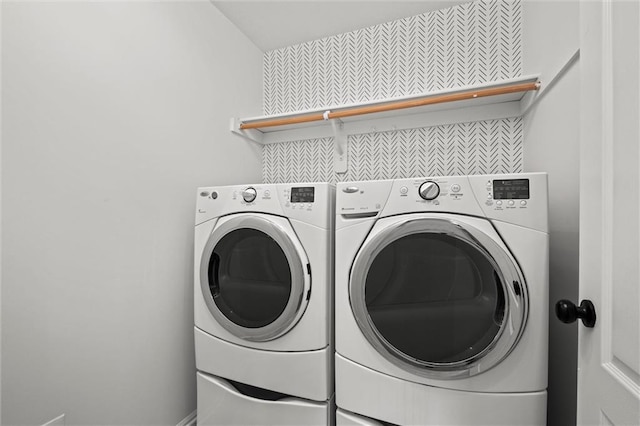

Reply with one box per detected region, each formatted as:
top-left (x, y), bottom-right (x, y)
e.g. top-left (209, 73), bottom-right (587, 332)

top-left (208, 253), bottom-right (221, 298)
top-left (555, 299), bottom-right (597, 328)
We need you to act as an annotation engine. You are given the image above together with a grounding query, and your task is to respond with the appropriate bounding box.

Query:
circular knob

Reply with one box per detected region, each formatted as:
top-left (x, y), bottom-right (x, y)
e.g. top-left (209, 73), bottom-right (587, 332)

top-left (418, 181), bottom-right (440, 200)
top-left (555, 299), bottom-right (597, 328)
top-left (242, 187), bottom-right (257, 203)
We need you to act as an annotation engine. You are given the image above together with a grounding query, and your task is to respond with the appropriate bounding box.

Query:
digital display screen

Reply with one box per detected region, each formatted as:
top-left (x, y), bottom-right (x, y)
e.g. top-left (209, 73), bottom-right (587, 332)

top-left (493, 179), bottom-right (530, 199)
top-left (291, 187), bottom-right (315, 203)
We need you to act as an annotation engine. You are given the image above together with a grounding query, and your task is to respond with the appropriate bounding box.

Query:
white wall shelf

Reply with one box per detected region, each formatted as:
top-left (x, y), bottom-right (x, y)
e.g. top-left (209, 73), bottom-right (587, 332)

top-left (230, 75), bottom-right (540, 173)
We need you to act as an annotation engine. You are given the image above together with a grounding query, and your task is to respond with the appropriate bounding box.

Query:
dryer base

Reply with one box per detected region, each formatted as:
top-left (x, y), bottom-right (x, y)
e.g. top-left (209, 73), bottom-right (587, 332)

top-left (336, 354), bottom-right (547, 426)
top-left (337, 408), bottom-right (385, 425)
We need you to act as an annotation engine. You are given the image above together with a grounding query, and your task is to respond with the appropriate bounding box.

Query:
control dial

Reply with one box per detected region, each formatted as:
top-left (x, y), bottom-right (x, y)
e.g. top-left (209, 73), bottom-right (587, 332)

top-left (418, 181), bottom-right (440, 200)
top-left (242, 187), bottom-right (257, 203)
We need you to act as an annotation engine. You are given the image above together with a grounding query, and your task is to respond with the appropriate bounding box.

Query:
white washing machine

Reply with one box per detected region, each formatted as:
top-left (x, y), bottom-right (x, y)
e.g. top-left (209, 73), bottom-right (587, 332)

top-left (334, 173), bottom-right (548, 425)
top-left (194, 182), bottom-right (334, 425)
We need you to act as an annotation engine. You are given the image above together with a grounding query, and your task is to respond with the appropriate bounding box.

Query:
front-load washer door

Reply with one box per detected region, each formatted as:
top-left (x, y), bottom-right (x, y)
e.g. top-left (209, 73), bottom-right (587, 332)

top-left (200, 213), bottom-right (310, 342)
top-left (350, 215), bottom-right (527, 379)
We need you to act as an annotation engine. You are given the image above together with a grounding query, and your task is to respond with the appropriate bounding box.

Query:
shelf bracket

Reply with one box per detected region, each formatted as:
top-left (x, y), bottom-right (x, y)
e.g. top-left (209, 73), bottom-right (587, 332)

top-left (230, 117), bottom-right (264, 144)
top-left (329, 115), bottom-right (348, 174)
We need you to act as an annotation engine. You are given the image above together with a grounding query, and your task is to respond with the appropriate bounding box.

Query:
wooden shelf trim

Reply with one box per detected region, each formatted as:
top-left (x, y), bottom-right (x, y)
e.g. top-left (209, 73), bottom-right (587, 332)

top-left (239, 80), bottom-right (540, 131)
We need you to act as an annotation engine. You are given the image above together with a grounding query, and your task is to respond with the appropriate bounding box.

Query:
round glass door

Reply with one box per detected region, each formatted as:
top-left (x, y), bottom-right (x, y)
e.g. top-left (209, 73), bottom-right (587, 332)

top-left (350, 217), bottom-right (527, 379)
top-left (200, 215), bottom-right (309, 342)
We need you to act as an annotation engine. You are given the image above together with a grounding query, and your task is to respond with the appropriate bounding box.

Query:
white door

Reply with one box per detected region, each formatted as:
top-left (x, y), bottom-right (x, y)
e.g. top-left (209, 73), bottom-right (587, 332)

top-left (578, 0), bottom-right (640, 424)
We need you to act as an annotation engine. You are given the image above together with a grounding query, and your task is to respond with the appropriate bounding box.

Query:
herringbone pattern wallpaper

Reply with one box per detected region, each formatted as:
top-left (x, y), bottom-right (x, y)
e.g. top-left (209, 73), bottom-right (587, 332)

top-left (262, 118), bottom-right (523, 183)
top-left (262, 0), bottom-right (523, 183)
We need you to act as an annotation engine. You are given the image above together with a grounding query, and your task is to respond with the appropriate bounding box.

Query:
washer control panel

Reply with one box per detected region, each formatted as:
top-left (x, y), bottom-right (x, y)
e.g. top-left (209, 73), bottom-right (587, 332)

top-left (241, 187), bottom-right (257, 203)
top-left (196, 183), bottom-right (334, 229)
top-left (230, 186), bottom-right (272, 205)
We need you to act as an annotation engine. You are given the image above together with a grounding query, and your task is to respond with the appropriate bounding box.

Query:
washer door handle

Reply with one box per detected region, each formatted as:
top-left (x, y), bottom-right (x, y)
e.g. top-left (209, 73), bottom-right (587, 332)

top-left (555, 299), bottom-right (596, 328)
top-left (208, 253), bottom-right (221, 297)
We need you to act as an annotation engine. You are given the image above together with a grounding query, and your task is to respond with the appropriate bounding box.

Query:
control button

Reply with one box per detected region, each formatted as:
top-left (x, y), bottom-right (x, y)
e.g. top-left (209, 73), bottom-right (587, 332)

top-left (487, 194), bottom-right (492, 199)
top-left (450, 184), bottom-right (461, 193)
top-left (508, 200), bottom-right (515, 206)
top-left (418, 181), bottom-right (440, 201)
top-left (242, 187), bottom-right (257, 203)
top-left (400, 186), bottom-right (408, 195)
top-left (264, 190), bottom-right (271, 197)
top-left (211, 191), bottom-right (218, 199)
top-left (496, 200), bottom-right (503, 206)
top-left (520, 200), bottom-right (527, 206)
top-left (200, 191), bottom-right (210, 197)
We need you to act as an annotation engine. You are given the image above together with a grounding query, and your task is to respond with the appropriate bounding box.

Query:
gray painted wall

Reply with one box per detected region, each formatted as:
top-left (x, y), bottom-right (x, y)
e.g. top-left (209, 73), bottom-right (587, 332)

top-left (522, 1), bottom-right (580, 425)
top-left (1, 2), bottom-right (262, 424)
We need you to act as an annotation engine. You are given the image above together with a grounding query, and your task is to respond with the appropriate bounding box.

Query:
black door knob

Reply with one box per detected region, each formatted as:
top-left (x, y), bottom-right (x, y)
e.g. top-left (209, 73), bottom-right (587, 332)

top-left (555, 299), bottom-right (597, 328)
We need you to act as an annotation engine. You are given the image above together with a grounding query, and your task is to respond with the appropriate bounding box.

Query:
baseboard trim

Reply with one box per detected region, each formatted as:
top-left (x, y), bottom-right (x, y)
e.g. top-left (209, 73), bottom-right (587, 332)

top-left (42, 414), bottom-right (65, 426)
top-left (177, 410), bottom-right (197, 426)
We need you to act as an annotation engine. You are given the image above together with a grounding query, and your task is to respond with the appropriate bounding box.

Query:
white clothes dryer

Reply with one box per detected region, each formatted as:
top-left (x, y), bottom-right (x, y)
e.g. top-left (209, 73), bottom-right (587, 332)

top-left (194, 183), bottom-right (334, 411)
top-left (334, 173), bottom-right (548, 425)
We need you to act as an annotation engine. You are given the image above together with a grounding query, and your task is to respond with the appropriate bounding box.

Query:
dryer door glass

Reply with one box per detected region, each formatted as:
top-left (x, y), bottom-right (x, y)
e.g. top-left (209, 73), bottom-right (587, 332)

top-left (209, 228), bottom-right (291, 328)
top-left (365, 232), bottom-right (503, 363)
top-left (350, 218), bottom-right (526, 378)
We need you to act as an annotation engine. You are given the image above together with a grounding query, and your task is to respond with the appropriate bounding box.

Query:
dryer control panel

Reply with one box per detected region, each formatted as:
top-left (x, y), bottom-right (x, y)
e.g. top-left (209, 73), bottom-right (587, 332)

top-left (337, 176), bottom-right (484, 219)
top-left (469, 173), bottom-right (547, 232)
top-left (336, 173), bottom-right (548, 232)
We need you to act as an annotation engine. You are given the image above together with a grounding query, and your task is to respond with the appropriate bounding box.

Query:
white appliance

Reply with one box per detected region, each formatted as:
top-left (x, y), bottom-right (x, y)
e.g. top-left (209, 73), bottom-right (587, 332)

top-left (194, 183), bottom-right (334, 425)
top-left (334, 173), bottom-right (549, 425)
